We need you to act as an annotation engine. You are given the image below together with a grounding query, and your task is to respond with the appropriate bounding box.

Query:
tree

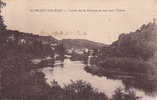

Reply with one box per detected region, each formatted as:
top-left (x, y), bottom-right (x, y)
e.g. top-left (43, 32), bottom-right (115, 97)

top-left (1, 55), bottom-right (50, 100)
top-left (0, 1), bottom-right (6, 31)
top-left (112, 88), bottom-right (141, 100)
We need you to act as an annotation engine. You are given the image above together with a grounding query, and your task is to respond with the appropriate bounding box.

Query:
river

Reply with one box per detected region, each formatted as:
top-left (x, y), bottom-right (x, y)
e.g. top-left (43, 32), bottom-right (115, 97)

top-left (41, 59), bottom-right (157, 100)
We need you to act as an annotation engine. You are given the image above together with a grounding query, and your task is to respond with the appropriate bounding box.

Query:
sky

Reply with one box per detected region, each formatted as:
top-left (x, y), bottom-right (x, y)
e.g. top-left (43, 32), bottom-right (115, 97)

top-left (2, 0), bottom-right (157, 44)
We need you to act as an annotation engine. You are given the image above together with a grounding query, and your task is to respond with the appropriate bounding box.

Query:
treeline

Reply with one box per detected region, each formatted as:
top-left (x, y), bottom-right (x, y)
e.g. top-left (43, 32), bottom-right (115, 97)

top-left (94, 21), bottom-right (157, 79)
top-left (44, 80), bottom-right (141, 100)
top-left (0, 30), bottom-right (57, 58)
top-left (83, 21), bottom-right (157, 94)
top-left (1, 71), bottom-right (141, 100)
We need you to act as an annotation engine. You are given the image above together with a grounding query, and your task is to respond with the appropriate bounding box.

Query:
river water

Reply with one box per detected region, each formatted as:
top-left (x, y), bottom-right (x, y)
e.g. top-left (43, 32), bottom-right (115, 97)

top-left (41, 59), bottom-right (157, 100)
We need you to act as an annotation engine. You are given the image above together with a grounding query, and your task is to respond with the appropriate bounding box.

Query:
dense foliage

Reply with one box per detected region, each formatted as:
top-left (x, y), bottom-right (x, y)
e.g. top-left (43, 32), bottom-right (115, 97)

top-left (96, 21), bottom-right (157, 78)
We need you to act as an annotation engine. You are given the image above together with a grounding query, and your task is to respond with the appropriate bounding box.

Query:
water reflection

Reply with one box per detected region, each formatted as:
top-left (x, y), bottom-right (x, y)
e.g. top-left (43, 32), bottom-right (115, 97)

top-left (41, 59), bottom-right (157, 100)
top-left (122, 79), bottom-right (157, 96)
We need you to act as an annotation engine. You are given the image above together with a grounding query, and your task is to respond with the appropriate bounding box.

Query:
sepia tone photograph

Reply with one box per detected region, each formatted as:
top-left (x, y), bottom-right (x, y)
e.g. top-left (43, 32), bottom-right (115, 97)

top-left (0, 0), bottom-right (157, 100)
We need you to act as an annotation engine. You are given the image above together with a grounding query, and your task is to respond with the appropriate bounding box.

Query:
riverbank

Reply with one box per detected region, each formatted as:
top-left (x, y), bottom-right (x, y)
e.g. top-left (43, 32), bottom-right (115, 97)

top-left (84, 65), bottom-right (147, 80)
top-left (84, 65), bottom-right (157, 95)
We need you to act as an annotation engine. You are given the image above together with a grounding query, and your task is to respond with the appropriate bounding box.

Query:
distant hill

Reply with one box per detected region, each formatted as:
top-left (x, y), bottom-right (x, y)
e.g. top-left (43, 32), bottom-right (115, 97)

top-left (62, 39), bottom-right (105, 49)
top-left (0, 30), bottom-right (58, 58)
top-left (39, 36), bottom-right (58, 44)
top-left (4, 30), bottom-right (58, 44)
